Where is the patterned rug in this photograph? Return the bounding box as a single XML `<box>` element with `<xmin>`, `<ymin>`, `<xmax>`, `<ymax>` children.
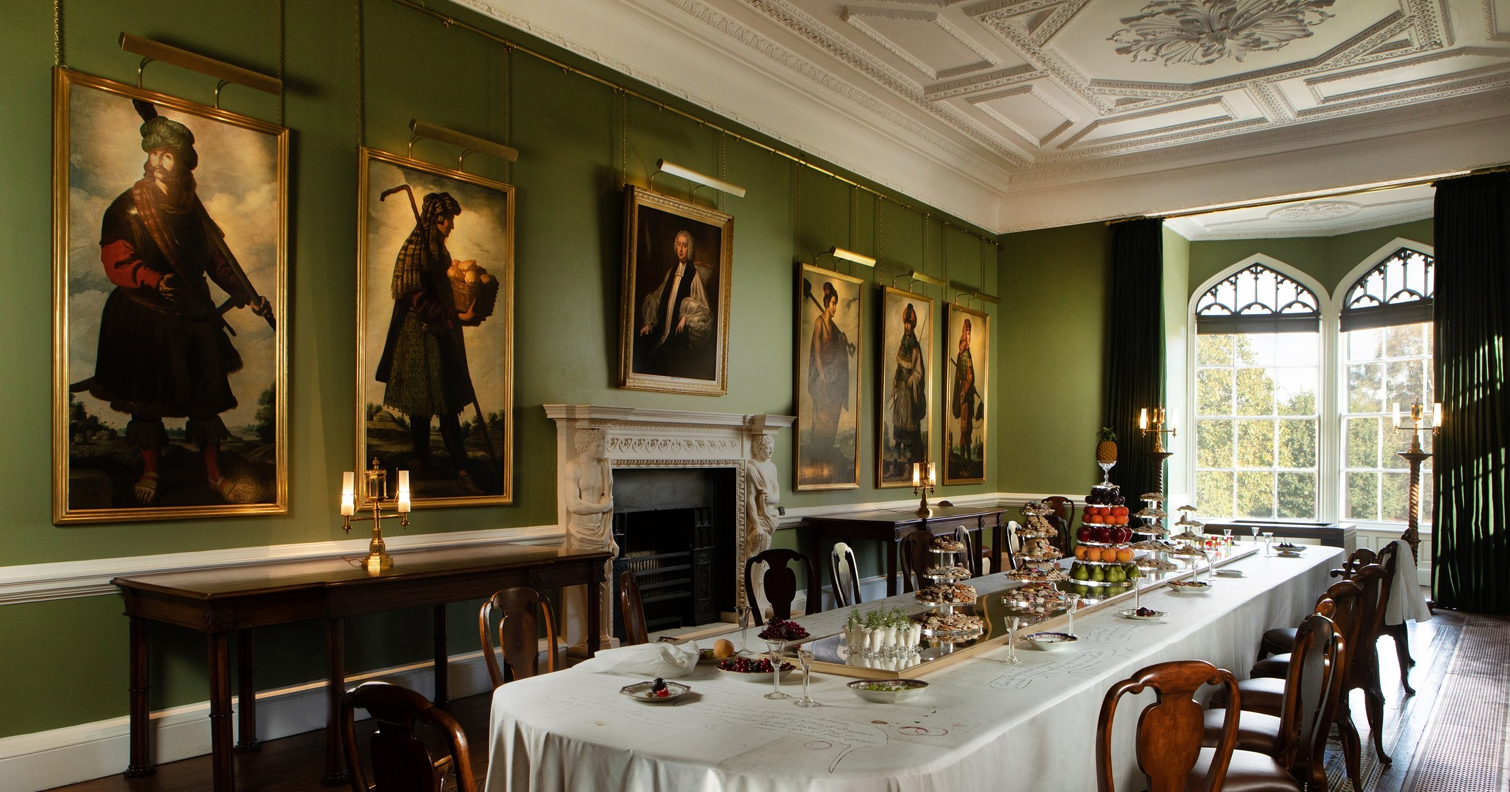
<box><xmin>1325</xmin><ymin>613</ymin><xmax>1510</xmax><ymax>792</ymax></box>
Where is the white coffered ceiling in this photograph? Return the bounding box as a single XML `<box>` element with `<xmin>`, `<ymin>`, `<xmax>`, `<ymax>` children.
<box><xmin>461</xmin><ymin>0</ymin><xmax>1510</xmax><ymax>233</ymax></box>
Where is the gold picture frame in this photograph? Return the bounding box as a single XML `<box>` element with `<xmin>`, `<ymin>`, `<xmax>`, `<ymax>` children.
<box><xmin>877</xmin><ymin>286</ymin><xmax>934</xmax><ymax>489</ymax></box>
<box><xmin>619</xmin><ymin>186</ymin><xmax>733</xmax><ymax>396</ymax></box>
<box><xmin>943</xmin><ymin>304</ymin><xmax>988</xmax><ymax>485</ymax></box>
<box><xmin>52</xmin><ymin>68</ymin><xmax>289</xmax><ymax>523</ymax></box>
<box><xmin>795</xmin><ymin>264</ymin><xmax>863</xmax><ymax>490</ymax></box>
<box><xmin>355</xmin><ymin>148</ymin><xmax>515</xmax><ymax>507</ymax></box>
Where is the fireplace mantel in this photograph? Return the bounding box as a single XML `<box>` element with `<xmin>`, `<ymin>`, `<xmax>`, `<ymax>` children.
<box><xmin>543</xmin><ymin>405</ymin><xmax>794</xmax><ymax>614</ymax></box>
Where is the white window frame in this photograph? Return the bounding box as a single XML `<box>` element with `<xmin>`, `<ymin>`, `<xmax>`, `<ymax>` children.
<box><xmin>1334</xmin><ymin>238</ymin><xmax>1436</xmax><ymax>536</ymax></box>
<box><xmin>1185</xmin><ymin>254</ymin><xmax>1336</xmax><ymax>523</ymax></box>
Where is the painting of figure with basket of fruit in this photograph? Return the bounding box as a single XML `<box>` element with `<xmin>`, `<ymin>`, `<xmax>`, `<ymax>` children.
<box><xmin>357</xmin><ymin>148</ymin><xmax>513</xmax><ymax>506</ymax></box>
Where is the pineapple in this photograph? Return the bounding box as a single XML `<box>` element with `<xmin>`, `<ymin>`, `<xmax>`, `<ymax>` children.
<box><xmin>1096</xmin><ymin>427</ymin><xmax>1118</xmax><ymax>463</ymax></box>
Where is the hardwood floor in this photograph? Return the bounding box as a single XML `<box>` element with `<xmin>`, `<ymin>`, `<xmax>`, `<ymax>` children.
<box><xmin>44</xmin><ymin>609</ymin><xmax>1500</xmax><ymax>792</ymax></box>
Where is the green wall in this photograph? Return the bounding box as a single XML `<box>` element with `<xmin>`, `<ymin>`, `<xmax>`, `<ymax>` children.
<box><xmin>1187</xmin><ymin>218</ymin><xmax>1434</xmax><ymax>299</ymax></box>
<box><xmin>0</xmin><ymin>0</ymin><xmax>1018</xmax><ymax>740</ymax></box>
<box><xmin>995</xmin><ymin>222</ymin><xmax>1113</xmax><ymax>496</ymax></box>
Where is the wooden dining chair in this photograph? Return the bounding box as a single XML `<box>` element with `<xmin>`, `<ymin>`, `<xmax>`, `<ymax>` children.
<box><xmin>1201</xmin><ymin>611</ymin><xmax>1347</xmax><ymax>792</ymax></box>
<box><xmin>478</xmin><ymin>587</ymin><xmax>558</xmax><ymax>688</ymax></box>
<box><xmin>1095</xmin><ymin>659</ymin><xmax>1242</xmax><ymax>792</ymax></box>
<box><xmin>743</xmin><ymin>549</ymin><xmax>814</xmax><ymax>625</ymax></box>
<box><xmin>898</xmin><ymin>528</ymin><xmax>933</xmax><ymax>593</ymax></box>
<box><xmin>339</xmin><ymin>681</ymin><xmax>478</xmax><ymax>792</ymax></box>
<box><xmin>1043</xmin><ymin>495</ymin><xmax>1076</xmax><ymax>552</ymax></box>
<box><xmin>829</xmin><ymin>542</ymin><xmax>863</xmax><ymax>608</ymax></box>
<box><xmin>954</xmin><ymin>526</ymin><xmax>984</xmax><ymax>577</ymax></box>
<box><xmin>619</xmin><ymin>569</ymin><xmax>649</xmax><ymax>647</ymax></box>
<box><xmin>1260</xmin><ymin>547</ymin><xmax>1374</xmax><ymax>657</ymax></box>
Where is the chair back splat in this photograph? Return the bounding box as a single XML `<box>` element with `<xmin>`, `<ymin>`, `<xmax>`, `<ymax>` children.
<box><xmin>744</xmin><ymin>549</ymin><xmax>814</xmax><ymax>625</ymax></box>
<box><xmin>1096</xmin><ymin>660</ymin><xmax>1240</xmax><ymax>792</ymax></box>
<box><xmin>619</xmin><ymin>569</ymin><xmax>649</xmax><ymax>647</ymax></box>
<box><xmin>899</xmin><ymin>528</ymin><xmax>933</xmax><ymax>593</ymax></box>
<box><xmin>829</xmin><ymin>543</ymin><xmax>862</xmax><ymax>608</ymax></box>
<box><xmin>339</xmin><ymin>681</ymin><xmax>478</xmax><ymax>792</ymax></box>
<box><xmin>1287</xmin><ymin>612</ymin><xmax>1349</xmax><ymax>791</ymax></box>
<box><xmin>478</xmin><ymin>587</ymin><xmax>558</xmax><ymax>688</ymax></box>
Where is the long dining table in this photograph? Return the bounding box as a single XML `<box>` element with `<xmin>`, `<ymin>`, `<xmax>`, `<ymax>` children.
<box><xmin>485</xmin><ymin>544</ymin><xmax>1341</xmax><ymax>792</ymax></box>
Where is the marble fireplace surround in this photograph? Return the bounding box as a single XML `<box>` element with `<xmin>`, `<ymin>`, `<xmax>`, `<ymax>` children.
<box><xmin>543</xmin><ymin>405</ymin><xmax>794</xmax><ymax>615</ymax></box>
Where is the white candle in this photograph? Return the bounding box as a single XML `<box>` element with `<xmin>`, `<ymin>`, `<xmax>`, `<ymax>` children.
<box><xmin>912</xmin><ymin>463</ymin><xmax>921</xmax><ymax>487</ymax></box>
<box><xmin>340</xmin><ymin>472</ymin><xmax>355</xmax><ymax>517</ymax></box>
<box><xmin>1392</xmin><ymin>403</ymin><xmax>1401</xmax><ymax>430</ymax></box>
<box><xmin>1140</xmin><ymin>408</ymin><xmax>1148</xmax><ymax>430</ymax></box>
<box><xmin>1167</xmin><ymin>408</ymin><xmax>1179</xmax><ymax>430</ymax></box>
<box><xmin>927</xmin><ymin>462</ymin><xmax>937</xmax><ymax>487</ymax></box>
<box><xmin>1433</xmin><ymin>403</ymin><xmax>1442</xmax><ymax>429</ymax></box>
<box><xmin>397</xmin><ymin>470</ymin><xmax>411</xmax><ymax>513</ymax></box>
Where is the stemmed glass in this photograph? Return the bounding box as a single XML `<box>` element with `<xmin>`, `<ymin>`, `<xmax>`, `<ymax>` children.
<box><xmin>1223</xmin><ymin>529</ymin><xmax>1233</xmax><ymax>554</ymax></box>
<box><xmin>1250</xmin><ymin>525</ymin><xmax>1260</xmax><ymax>546</ymax></box>
<box><xmin>1065</xmin><ymin>592</ymin><xmax>1082</xmax><ymax>637</ymax></box>
<box><xmin>795</xmin><ymin>648</ymin><xmax>820</xmax><ymax>708</ymax></box>
<box><xmin>764</xmin><ymin>639</ymin><xmax>790</xmax><ymax>700</ymax></box>
<box><xmin>736</xmin><ymin>604</ymin><xmax>753</xmax><ymax>656</ymax></box>
<box><xmin>1003</xmin><ymin>616</ymin><xmax>1023</xmax><ymax>665</ymax></box>
<box><xmin>1263</xmin><ymin>532</ymin><xmax>1275</xmax><ymax>557</ymax></box>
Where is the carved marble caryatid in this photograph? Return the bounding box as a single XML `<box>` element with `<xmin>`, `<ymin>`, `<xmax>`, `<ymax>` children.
<box><xmin>744</xmin><ymin>433</ymin><xmax>781</xmax><ymax>617</ymax></box>
<box><xmin>559</xmin><ymin>427</ymin><xmax>615</xmax><ymax>653</ymax></box>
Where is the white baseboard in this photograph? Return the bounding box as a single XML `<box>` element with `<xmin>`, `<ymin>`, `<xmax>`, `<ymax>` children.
<box><xmin>0</xmin><ymin>651</ymin><xmax>496</xmax><ymax>792</ymax></box>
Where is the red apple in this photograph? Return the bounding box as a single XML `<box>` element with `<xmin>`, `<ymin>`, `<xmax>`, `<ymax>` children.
<box><xmin>1092</xmin><ymin>526</ymin><xmax>1113</xmax><ymax>544</ymax></box>
<box><xmin>1077</xmin><ymin>526</ymin><xmax>1092</xmax><ymax>543</ymax></box>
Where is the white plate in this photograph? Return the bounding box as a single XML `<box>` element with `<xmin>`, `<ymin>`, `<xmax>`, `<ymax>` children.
<box><xmin>1117</xmin><ymin>609</ymin><xmax>1166</xmax><ymax>621</ymax></box>
<box><xmin>847</xmin><ymin>678</ymin><xmax>928</xmax><ymax>703</ymax></box>
<box><xmin>1215</xmin><ymin>569</ymin><xmax>1244</xmax><ymax>578</ymax></box>
<box><xmin>1024</xmin><ymin>632</ymin><xmax>1078</xmax><ymax>651</ymax></box>
<box><xmin>718</xmin><ymin>662</ymin><xmax>796</xmax><ymax>682</ymax></box>
<box><xmin>620</xmin><ymin>681</ymin><xmax>692</xmax><ymax>703</ymax></box>
<box><xmin>1167</xmin><ymin>582</ymin><xmax>1213</xmax><ymax>594</ymax></box>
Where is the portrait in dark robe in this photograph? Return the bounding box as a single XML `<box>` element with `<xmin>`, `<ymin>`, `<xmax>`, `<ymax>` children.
<box><xmin>795</xmin><ymin>264</ymin><xmax>862</xmax><ymax>490</ymax></box>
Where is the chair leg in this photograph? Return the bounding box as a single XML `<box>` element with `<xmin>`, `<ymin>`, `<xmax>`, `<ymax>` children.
<box><xmin>1365</xmin><ymin>685</ymin><xmax>1392</xmax><ymax>766</ymax></box>
<box><xmin>1391</xmin><ymin>626</ymin><xmax>1417</xmax><ymax>696</ymax></box>
<box><xmin>1337</xmin><ymin>703</ymin><xmax>1363</xmax><ymax>792</ymax></box>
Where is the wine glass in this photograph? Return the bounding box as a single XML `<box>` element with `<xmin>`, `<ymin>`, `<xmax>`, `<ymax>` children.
<box><xmin>795</xmin><ymin>648</ymin><xmax>820</xmax><ymax>708</ymax></box>
<box><xmin>1065</xmin><ymin>592</ymin><xmax>1082</xmax><ymax>637</ymax></box>
<box><xmin>736</xmin><ymin>604</ymin><xmax>753</xmax><ymax>656</ymax></box>
<box><xmin>1263</xmin><ymin>532</ymin><xmax>1275</xmax><ymax>557</ymax></box>
<box><xmin>1223</xmin><ymin>529</ymin><xmax>1233</xmax><ymax>555</ymax></box>
<box><xmin>1003</xmin><ymin>616</ymin><xmax>1022</xmax><ymax>665</ymax></box>
<box><xmin>764</xmin><ymin>639</ymin><xmax>790</xmax><ymax>700</ymax></box>
<box><xmin>1250</xmin><ymin>525</ymin><xmax>1260</xmax><ymax>546</ymax></box>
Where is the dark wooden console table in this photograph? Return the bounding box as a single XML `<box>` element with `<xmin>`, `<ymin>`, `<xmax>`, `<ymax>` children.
<box><xmin>799</xmin><ymin>505</ymin><xmax>1006</xmax><ymax>607</ymax></box>
<box><xmin>1198</xmin><ymin>520</ymin><xmax>1355</xmax><ymax>553</ymax></box>
<box><xmin>112</xmin><ymin>543</ymin><xmax>610</xmax><ymax>792</ymax></box>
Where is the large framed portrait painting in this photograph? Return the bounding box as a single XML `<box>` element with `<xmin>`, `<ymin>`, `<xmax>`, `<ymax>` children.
<box><xmin>52</xmin><ymin>68</ymin><xmax>288</xmax><ymax>523</ymax></box>
<box><xmin>619</xmin><ymin>186</ymin><xmax>733</xmax><ymax>396</ymax></box>
<box><xmin>356</xmin><ymin>148</ymin><xmax>514</xmax><ymax>507</ymax></box>
<box><xmin>944</xmin><ymin>304</ymin><xmax>988</xmax><ymax>484</ymax></box>
<box><xmin>877</xmin><ymin>287</ymin><xmax>933</xmax><ymax>488</ymax></box>
<box><xmin>795</xmin><ymin>264</ymin><xmax>862</xmax><ymax>490</ymax></box>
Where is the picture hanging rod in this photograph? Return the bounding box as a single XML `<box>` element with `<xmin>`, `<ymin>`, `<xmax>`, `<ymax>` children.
<box><xmin>119</xmin><ymin>33</ymin><xmax>281</xmax><ymax>104</ymax></box>
<box><xmin>653</xmin><ymin>160</ymin><xmax>746</xmax><ymax>198</ymax></box>
<box><xmin>381</xmin><ymin>0</ymin><xmax>999</xmax><ymax>247</ymax></box>
<box><xmin>409</xmin><ymin>119</ymin><xmax>518</xmax><ymax>168</ymax></box>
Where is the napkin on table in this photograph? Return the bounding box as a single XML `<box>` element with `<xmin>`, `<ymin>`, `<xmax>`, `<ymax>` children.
<box><xmin>572</xmin><ymin>641</ymin><xmax>700</xmax><ymax>678</ymax></box>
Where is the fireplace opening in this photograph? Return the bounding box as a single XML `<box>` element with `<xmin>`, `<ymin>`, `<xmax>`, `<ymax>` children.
<box><xmin>610</xmin><ymin>468</ymin><xmax>737</xmax><ymax>640</ymax></box>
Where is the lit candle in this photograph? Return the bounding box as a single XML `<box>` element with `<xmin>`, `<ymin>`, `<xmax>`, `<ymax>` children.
<box><xmin>912</xmin><ymin>463</ymin><xmax>922</xmax><ymax>487</ymax></box>
<box><xmin>1140</xmin><ymin>408</ymin><xmax>1148</xmax><ymax>430</ymax></box>
<box><xmin>340</xmin><ymin>472</ymin><xmax>355</xmax><ymax>517</ymax></box>
<box><xmin>397</xmin><ymin>470</ymin><xmax>411</xmax><ymax>514</ymax></box>
<box><xmin>927</xmin><ymin>462</ymin><xmax>937</xmax><ymax>487</ymax></box>
<box><xmin>1392</xmin><ymin>403</ymin><xmax>1401</xmax><ymax>430</ymax></box>
<box><xmin>1167</xmin><ymin>408</ymin><xmax>1179</xmax><ymax>430</ymax></box>
<box><xmin>1433</xmin><ymin>403</ymin><xmax>1442</xmax><ymax>429</ymax></box>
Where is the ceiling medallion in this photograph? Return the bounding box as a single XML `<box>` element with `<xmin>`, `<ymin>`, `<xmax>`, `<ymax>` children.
<box><xmin>1110</xmin><ymin>0</ymin><xmax>1337</xmax><ymax>66</ymax></box>
<box><xmin>1267</xmin><ymin>200</ymin><xmax>1361</xmax><ymax>222</ymax></box>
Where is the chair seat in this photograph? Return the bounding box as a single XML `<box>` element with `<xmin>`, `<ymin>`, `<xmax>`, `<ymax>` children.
<box><xmin>1251</xmin><ymin>652</ymin><xmax>1292</xmax><ymax>680</ymax></box>
<box><xmin>1211</xmin><ymin>676</ymin><xmax>1287</xmax><ymax>717</ymax></box>
<box><xmin>1189</xmin><ymin>747</ymin><xmax>1302</xmax><ymax>792</ymax></box>
<box><xmin>1202</xmin><ymin>708</ymin><xmax>1283</xmax><ymax>755</ymax></box>
<box><xmin>1261</xmin><ymin>627</ymin><xmax>1298</xmax><ymax>657</ymax></box>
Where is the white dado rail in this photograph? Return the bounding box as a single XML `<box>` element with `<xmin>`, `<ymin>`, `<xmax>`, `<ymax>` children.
<box><xmin>543</xmin><ymin>405</ymin><xmax>794</xmax><ymax>617</ymax></box>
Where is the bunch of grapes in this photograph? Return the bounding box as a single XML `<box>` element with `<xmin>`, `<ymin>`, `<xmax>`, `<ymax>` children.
<box><xmin>757</xmin><ymin>619</ymin><xmax>809</xmax><ymax>641</ymax></box>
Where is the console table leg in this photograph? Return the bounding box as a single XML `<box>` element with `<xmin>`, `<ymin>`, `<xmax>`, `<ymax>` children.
<box><xmin>885</xmin><ymin>542</ymin><xmax>899</xmax><ymax>597</ymax></box>
<box><xmin>207</xmin><ymin>633</ymin><xmax>235</xmax><ymax>792</ymax></box>
<box><xmin>587</xmin><ymin>571</ymin><xmax>601</xmax><ymax>657</ymax></box>
<box><xmin>433</xmin><ymin>604</ymin><xmax>449</xmax><ymax>707</ymax></box>
<box><xmin>321</xmin><ymin>619</ymin><xmax>348</xmax><ymax>787</ymax></box>
<box><xmin>805</xmin><ymin>529</ymin><xmax>823</xmax><ymax>610</ymax></box>
<box><xmin>236</xmin><ymin>629</ymin><xmax>260</xmax><ymax>752</ymax></box>
<box><xmin>125</xmin><ymin>615</ymin><xmax>155</xmax><ymax>778</ymax></box>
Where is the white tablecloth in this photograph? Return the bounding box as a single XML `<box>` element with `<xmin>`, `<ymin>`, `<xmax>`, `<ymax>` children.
<box><xmin>485</xmin><ymin>546</ymin><xmax>1341</xmax><ymax>792</ymax></box>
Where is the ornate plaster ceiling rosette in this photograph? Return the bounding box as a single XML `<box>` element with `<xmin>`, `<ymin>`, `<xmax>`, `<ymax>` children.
<box><xmin>1110</xmin><ymin>0</ymin><xmax>1338</xmax><ymax>66</ymax></box>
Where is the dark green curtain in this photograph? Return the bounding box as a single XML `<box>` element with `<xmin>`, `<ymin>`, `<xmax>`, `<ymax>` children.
<box><xmin>1105</xmin><ymin>219</ymin><xmax>1165</xmax><ymax>502</ymax></box>
<box><xmin>1432</xmin><ymin>171</ymin><xmax>1510</xmax><ymax>614</ymax></box>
